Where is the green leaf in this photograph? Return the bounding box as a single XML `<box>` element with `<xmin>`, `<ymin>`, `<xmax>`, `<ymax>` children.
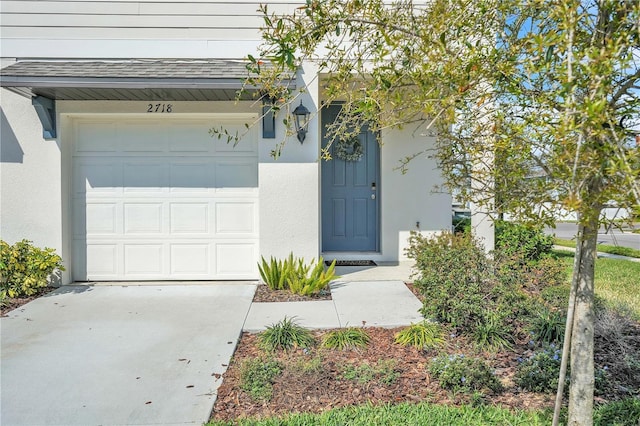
<box><xmin>545</xmin><ymin>45</ymin><xmax>554</xmax><ymax>63</ymax></box>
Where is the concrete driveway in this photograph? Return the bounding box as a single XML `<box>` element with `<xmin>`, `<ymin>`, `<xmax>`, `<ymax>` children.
<box><xmin>1</xmin><ymin>284</ymin><xmax>255</xmax><ymax>426</ymax></box>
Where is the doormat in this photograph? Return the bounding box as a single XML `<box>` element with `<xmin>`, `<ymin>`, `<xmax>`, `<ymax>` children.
<box><xmin>326</xmin><ymin>260</ymin><xmax>377</xmax><ymax>266</ymax></box>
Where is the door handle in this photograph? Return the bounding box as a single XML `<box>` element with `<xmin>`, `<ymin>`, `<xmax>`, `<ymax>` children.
<box><xmin>371</xmin><ymin>194</ymin><xmax>376</xmax><ymax>200</ymax></box>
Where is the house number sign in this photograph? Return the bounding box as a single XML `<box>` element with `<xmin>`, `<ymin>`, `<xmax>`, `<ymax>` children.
<box><xmin>147</xmin><ymin>103</ymin><xmax>173</xmax><ymax>113</ymax></box>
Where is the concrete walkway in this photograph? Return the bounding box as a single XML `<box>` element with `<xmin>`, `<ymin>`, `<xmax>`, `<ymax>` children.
<box><xmin>244</xmin><ymin>280</ymin><xmax>423</xmax><ymax>331</ymax></box>
<box><xmin>553</xmin><ymin>245</ymin><xmax>640</xmax><ymax>263</ymax></box>
<box><xmin>1</xmin><ymin>268</ymin><xmax>423</xmax><ymax>426</ymax></box>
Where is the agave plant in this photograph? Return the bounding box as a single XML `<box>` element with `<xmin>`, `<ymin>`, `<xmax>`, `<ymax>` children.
<box><xmin>258</xmin><ymin>253</ymin><xmax>294</xmax><ymax>290</ymax></box>
<box><xmin>287</xmin><ymin>258</ymin><xmax>338</xmax><ymax>296</ymax></box>
<box><xmin>258</xmin><ymin>253</ymin><xmax>339</xmax><ymax>296</ymax></box>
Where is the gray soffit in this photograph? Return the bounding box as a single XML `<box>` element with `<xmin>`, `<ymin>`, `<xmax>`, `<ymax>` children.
<box><xmin>0</xmin><ymin>60</ymin><xmax>296</xmax><ymax>101</ymax></box>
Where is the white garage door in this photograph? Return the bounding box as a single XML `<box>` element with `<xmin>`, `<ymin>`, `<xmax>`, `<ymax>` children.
<box><xmin>72</xmin><ymin>117</ymin><xmax>258</xmax><ymax>281</ymax></box>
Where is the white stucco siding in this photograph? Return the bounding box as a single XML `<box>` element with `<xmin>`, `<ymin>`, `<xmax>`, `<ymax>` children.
<box><xmin>380</xmin><ymin>127</ymin><xmax>451</xmax><ymax>260</ymax></box>
<box><xmin>258</xmin><ymin>163</ymin><xmax>319</xmax><ymax>262</ymax></box>
<box><xmin>0</xmin><ymin>90</ymin><xmax>64</xmax><ymax>260</ymax></box>
<box><xmin>0</xmin><ymin>0</ymin><xmax>304</xmax><ymax>59</ymax></box>
<box><xmin>257</xmin><ymin>63</ymin><xmax>321</xmax><ymax>262</ymax></box>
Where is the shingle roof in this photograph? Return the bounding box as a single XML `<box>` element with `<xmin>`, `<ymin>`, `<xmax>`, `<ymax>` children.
<box><xmin>0</xmin><ymin>59</ymin><xmax>295</xmax><ymax>101</ymax></box>
<box><xmin>0</xmin><ymin>60</ymin><xmax>253</xmax><ymax>79</ymax></box>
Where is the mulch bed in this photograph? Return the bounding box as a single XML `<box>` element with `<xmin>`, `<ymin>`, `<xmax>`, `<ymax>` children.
<box><xmin>214</xmin><ymin>279</ymin><xmax>553</xmax><ymax>421</ymax></box>
<box><xmin>252</xmin><ymin>284</ymin><xmax>332</xmax><ymax>303</ymax></box>
<box><xmin>211</xmin><ymin>328</ymin><xmax>553</xmax><ymax>422</ymax></box>
<box><xmin>1</xmin><ymin>286</ymin><xmax>58</xmax><ymax>316</ymax></box>
<box><xmin>405</xmin><ymin>282</ymin><xmax>423</xmax><ymax>302</ymax></box>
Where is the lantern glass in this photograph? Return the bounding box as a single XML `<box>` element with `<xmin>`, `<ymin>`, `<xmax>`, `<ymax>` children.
<box><xmin>292</xmin><ymin>101</ymin><xmax>310</xmax><ymax>143</ymax></box>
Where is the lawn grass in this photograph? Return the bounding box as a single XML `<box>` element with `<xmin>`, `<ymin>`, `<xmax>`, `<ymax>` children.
<box><xmin>554</xmin><ymin>251</ymin><xmax>640</xmax><ymax>319</ymax></box>
<box><xmin>594</xmin><ymin>258</ymin><xmax>640</xmax><ymax>319</ymax></box>
<box><xmin>554</xmin><ymin>238</ymin><xmax>640</xmax><ymax>258</ymax></box>
<box><xmin>209</xmin><ymin>399</ymin><xmax>640</xmax><ymax>425</ymax></box>
<box><xmin>208</xmin><ymin>401</ymin><xmax>553</xmax><ymax>425</ymax></box>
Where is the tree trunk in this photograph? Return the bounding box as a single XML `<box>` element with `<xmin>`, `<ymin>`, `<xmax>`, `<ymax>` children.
<box><xmin>567</xmin><ymin>213</ymin><xmax>599</xmax><ymax>425</ymax></box>
<box><xmin>552</xmin><ymin>229</ymin><xmax>581</xmax><ymax>426</ymax></box>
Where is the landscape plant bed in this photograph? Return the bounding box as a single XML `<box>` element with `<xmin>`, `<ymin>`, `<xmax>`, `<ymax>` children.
<box><xmin>210</xmin><ymin>327</ymin><xmax>555</xmax><ymax>422</ymax></box>
<box><xmin>1</xmin><ymin>286</ymin><xmax>58</xmax><ymax>316</ymax></box>
<box><xmin>252</xmin><ymin>284</ymin><xmax>331</xmax><ymax>303</ymax></box>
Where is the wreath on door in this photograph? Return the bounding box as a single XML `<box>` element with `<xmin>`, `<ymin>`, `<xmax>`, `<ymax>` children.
<box><xmin>335</xmin><ymin>136</ymin><xmax>364</xmax><ymax>162</ymax></box>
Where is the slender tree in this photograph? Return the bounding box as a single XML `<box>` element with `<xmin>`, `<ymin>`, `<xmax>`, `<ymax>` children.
<box><xmin>246</xmin><ymin>1</ymin><xmax>640</xmax><ymax>423</ymax></box>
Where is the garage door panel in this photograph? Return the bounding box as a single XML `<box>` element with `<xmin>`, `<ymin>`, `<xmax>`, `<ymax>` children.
<box><xmin>74</xmin><ymin>118</ymin><xmax>258</xmax><ymax>281</ymax></box>
<box><xmin>124</xmin><ymin>244</ymin><xmax>164</xmax><ymax>275</ymax></box>
<box><xmin>169</xmin><ymin>124</ymin><xmax>212</xmax><ymax>152</ymax></box>
<box><xmin>75</xmin><ymin>160</ymin><xmax>121</xmax><ymax>194</ymax></box>
<box><xmin>75</xmin><ymin>121</ymin><xmax>118</xmax><ymax>152</ymax></box>
<box><xmin>120</xmin><ymin>123</ymin><xmax>168</xmax><ymax>152</ymax></box>
<box><xmin>216</xmin><ymin>161</ymin><xmax>257</xmax><ymax>189</ymax></box>
<box><xmin>170</xmin><ymin>244</ymin><xmax>210</xmax><ymax>275</ymax></box>
<box><xmin>215</xmin><ymin>202</ymin><xmax>256</xmax><ymax>234</ymax></box>
<box><xmin>215</xmin><ymin>243</ymin><xmax>256</xmax><ymax>276</ymax></box>
<box><xmin>86</xmin><ymin>244</ymin><xmax>118</xmax><ymax>275</ymax></box>
<box><xmin>124</xmin><ymin>203</ymin><xmax>164</xmax><ymax>234</ymax></box>
<box><xmin>86</xmin><ymin>203</ymin><xmax>118</xmax><ymax>234</ymax></box>
<box><xmin>123</xmin><ymin>162</ymin><xmax>167</xmax><ymax>191</ymax></box>
<box><xmin>213</xmin><ymin>124</ymin><xmax>256</xmax><ymax>153</ymax></box>
<box><xmin>169</xmin><ymin>161</ymin><xmax>213</xmax><ymax>191</ymax></box>
<box><xmin>170</xmin><ymin>203</ymin><xmax>210</xmax><ymax>234</ymax></box>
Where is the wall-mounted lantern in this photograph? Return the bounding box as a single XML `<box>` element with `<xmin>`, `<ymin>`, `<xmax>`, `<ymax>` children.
<box><xmin>292</xmin><ymin>101</ymin><xmax>310</xmax><ymax>143</ymax></box>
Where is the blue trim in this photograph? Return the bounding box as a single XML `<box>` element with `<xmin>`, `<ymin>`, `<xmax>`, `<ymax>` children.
<box><xmin>31</xmin><ymin>96</ymin><xmax>56</xmax><ymax>139</ymax></box>
<box><xmin>262</xmin><ymin>100</ymin><xmax>276</xmax><ymax>139</ymax></box>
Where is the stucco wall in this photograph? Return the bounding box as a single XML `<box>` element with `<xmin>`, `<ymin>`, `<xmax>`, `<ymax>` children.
<box><xmin>258</xmin><ymin>163</ymin><xmax>319</xmax><ymax>261</ymax></box>
<box><xmin>257</xmin><ymin>63</ymin><xmax>321</xmax><ymax>262</ymax></box>
<box><xmin>0</xmin><ymin>89</ymin><xmax>64</xmax><ymax>262</ymax></box>
<box><xmin>380</xmin><ymin>127</ymin><xmax>451</xmax><ymax>260</ymax></box>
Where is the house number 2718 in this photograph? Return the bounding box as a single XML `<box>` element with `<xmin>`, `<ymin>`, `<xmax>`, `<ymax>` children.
<box><xmin>147</xmin><ymin>103</ymin><xmax>173</xmax><ymax>113</ymax></box>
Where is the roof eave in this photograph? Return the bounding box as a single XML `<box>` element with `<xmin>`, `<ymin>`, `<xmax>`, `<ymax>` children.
<box><xmin>0</xmin><ymin>76</ymin><xmax>295</xmax><ymax>91</ymax></box>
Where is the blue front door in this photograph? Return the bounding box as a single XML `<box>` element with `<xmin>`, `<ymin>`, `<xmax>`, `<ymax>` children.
<box><xmin>322</xmin><ymin>105</ymin><xmax>379</xmax><ymax>252</ymax></box>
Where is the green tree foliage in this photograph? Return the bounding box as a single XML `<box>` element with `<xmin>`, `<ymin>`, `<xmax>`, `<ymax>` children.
<box><xmin>248</xmin><ymin>1</ymin><xmax>639</xmax><ymax>424</ymax></box>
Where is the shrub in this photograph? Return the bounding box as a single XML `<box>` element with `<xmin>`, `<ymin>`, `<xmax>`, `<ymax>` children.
<box><xmin>541</xmin><ymin>284</ymin><xmax>570</xmax><ymax>312</ymax></box>
<box><xmin>239</xmin><ymin>358</ymin><xmax>282</xmax><ymax>401</ymax></box>
<box><xmin>394</xmin><ymin>321</ymin><xmax>445</xmax><ymax>350</ymax></box>
<box><xmin>257</xmin><ymin>253</ymin><xmax>338</xmax><ymax>296</ymax></box>
<box><xmin>259</xmin><ymin>317</ymin><xmax>315</xmax><ymax>352</ymax></box>
<box><xmin>495</xmin><ymin>221</ymin><xmax>554</xmax><ymax>263</ymax></box>
<box><xmin>407</xmin><ymin>232</ymin><xmax>490</xmax><ymax>330</ymax></box>
<box><xmin>515</xmin><ymin>344</ymin><xmax>564</xmax><ymax>393</ymax></box>
<box><xmin>452</xmin><ymin>216</ymin><xmax>471</xmax><ymax>234</ymax></box>
<box><xmin>429</xmin><ymin>354</ymin><xmax>503</xmax><ymax>394</ymax></box>
<box><xmin>0</xmin><ymin>239</ymin><xmax>65</xmax><ymax>299</ymax></box>
<box><xmin>521</xmin><ymin>256</ymin><xmax>567</xmax><ymax>290</ymax></box>
<box><xmin>408</xmin><ymin>231</ymin><xmax>534</xmax><ymax>342</ymax></box>
<box><xmin>321</xmin><ymin>328</ymin><xmax>370</xmax><ymax>350</ymax></box>
<box><xmin>472</xmin><ymin>312</ymin><xmax>513</xmax><ymax>351</ymax></box>
<box><xmin>529</xmin><ymin>307</ymin><xmax>566</xmax><ymax>345</ymax></box>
